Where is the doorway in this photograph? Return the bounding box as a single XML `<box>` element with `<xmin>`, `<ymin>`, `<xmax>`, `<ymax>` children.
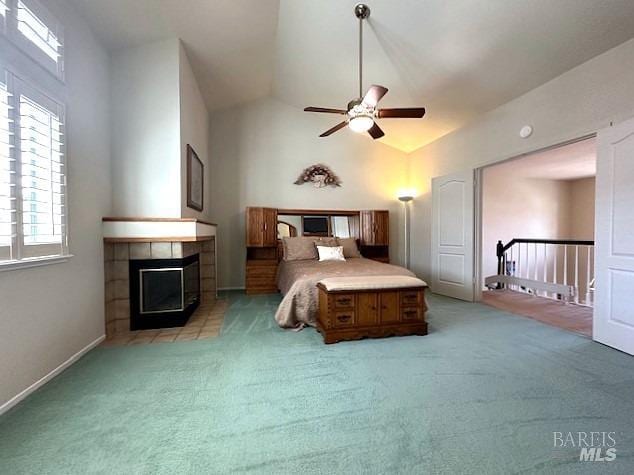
<box><xmin>478</xmin><ymin>137</ymin><xmax>597</xmax><ymax>336</ymax></box>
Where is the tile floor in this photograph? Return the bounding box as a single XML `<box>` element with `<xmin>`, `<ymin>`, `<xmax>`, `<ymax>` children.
<box><xmin>101</xmin><ymin>298</ymin><xmax>229</xmax><ymax>346</ymax></box>
<box><xmin>481</xmin><ymin>289</ymin><xmax>593</xmax><ymax>337</ymax></box>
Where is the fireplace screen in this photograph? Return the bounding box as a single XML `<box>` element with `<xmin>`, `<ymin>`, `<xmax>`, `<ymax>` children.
<box><xmin>140</xmin><ymin>268</ymin><xmax>184</xmax><ymax>313</ymax></box>
<box><xmin>139</xmin><ymin>261</ymin><xmax>199</xmax><ymax>314</ymax></box>
<box><xmin>129</xmin><ymin>254</ymin><xmax>200</xmax><ymax>330</ymax></box>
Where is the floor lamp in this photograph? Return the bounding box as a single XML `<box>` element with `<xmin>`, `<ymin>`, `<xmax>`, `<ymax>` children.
<box><xmin>398</xmin><ymin>194</ymin><xmax>413</xmax><ymax>269</ymax></box>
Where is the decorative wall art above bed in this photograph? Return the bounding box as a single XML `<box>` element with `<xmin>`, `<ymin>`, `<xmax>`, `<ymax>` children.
<box><xmin>294</xmin><ymin>164</ymin><xmax>342</xmax><ymax>188</ymax></box>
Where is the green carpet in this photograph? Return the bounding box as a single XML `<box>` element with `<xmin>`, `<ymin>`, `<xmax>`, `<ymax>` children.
<box><xmin>1</xmin><ymin>293</ymin><xmax>633</xmax><ymax>474</ymax></box>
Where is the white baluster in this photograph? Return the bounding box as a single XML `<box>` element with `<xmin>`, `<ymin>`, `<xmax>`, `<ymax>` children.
<box><xmin>586</xmin><ymin>246</ymin><xmax>593</xmax><ymax>305</ymax></box>
<box><xmin>533</xmin><ymin>243</ymin><xmax>539</xmax><ymax>295</ymax></box>
<box><xmin>574</xmin><ymin>245</ymin><xmax>579</xmax><ymax>304</ymax></box>
<box><xmin>553</xmin><ymin>244</ymin><xmax>558</xmax><ymax>287</ymax></box>
<box><xmin>563</xmin><ymin>245</ymin><xmax>568</xmax><ymax>285</ymax></box>
<box><xmin>526</xmin><ymin>242</ymin><xmax>529</xmax><ymax>282</ymax></box>
<box><xmin>563</xmin><ymin>245</ymin><xmax>568</xmax><ymax>303</ymax></box>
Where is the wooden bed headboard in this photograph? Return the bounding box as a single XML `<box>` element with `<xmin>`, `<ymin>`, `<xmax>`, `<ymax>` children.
<box><xmin>245</xmin><ymin>207</ymin><xmax>389</xmax><ymax>294</ymax></box>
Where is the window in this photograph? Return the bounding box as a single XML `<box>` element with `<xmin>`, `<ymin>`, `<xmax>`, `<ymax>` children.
<box><xmin>0</xmin><ymin>71</ymin><xmax>67</xmax><ymax>264</ymax></box>
<box><xmin>2</xmin><ymin>0</ymin><xmax>64</xmax><ymax>80</ymax></box>
<box><xmin>0</xmin><ymin>0</ymin><xmax>67</xmax><ymax>267</ymax></box>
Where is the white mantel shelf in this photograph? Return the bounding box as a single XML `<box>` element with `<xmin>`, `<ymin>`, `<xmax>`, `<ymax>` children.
<box><xmin>102</xmin><ymin>217</ymin><xmax>217</xmax><ymax>242</ymax></box>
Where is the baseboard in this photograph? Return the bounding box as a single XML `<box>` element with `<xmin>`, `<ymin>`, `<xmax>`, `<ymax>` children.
<box><xmin>218</xmin><ymin>286</ymin><xmax>246</xmax><ymax>291</ymax></box>
<box><xmin>0</xmin><ymin>334</ymin><xmax>106</xmax><ymax>416</ymax></box>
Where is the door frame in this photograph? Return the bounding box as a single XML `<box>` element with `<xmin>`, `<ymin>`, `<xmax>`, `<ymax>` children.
<box><xmin>473</xmin><ymin>132</ymin><xmax>597</xmax><ymax>303</ymax></box>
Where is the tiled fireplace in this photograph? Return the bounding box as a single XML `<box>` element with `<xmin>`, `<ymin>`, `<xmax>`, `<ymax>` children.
<box><xmin>103</xmin><ymin>218</ymin><xmax>217</xmax><ymax>337</ymax></box>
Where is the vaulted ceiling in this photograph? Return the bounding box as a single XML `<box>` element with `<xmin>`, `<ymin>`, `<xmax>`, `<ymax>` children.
<box><xmin>70</xmin><ymin>0</ymin><xmax>634</xmax><ymax>152</ymax></box>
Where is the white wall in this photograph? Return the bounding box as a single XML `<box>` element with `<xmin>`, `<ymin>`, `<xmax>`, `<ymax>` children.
<box><xmin>570</xmin><ymin>177</ymin><xmax>596</xmax><ymax>240</ymax></box>
<box><xmin>409</xmin><ymin>38</ymin><xmax>634</xmax><ymax>283</ymax></box>
<box><xmin>179</xmin><ymin>43</ymin><xmax>211</xmax><ymax>221</ymax></box>
<box><xmin>0</xmin><ymin>0</ymin><xmax>111</xmax><ymax>407</ymax></box>
<box><xmin>482</xmin><ymin>171</ymin><xmax>597</xmax><ymax>277</ymax></box>
<box><xmin>111</xmin><ymin>39</ymin><xmax>181</xmax><ymax>218</ymax></box>
<box><xmin>481</xmin><ymin>174</ymin><xmax>572</xmax><ymax>280</ymax></box>
<box><xmin>209</xmin><ymin>97</ymin><xmax>410</xmax><ymax>289</ymax></box>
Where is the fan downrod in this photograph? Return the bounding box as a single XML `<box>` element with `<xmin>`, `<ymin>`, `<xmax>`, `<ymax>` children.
<box><xmin>354</xmin><ymin>3</ymin><xmax>370</xmax><ymax>20</ymax></box>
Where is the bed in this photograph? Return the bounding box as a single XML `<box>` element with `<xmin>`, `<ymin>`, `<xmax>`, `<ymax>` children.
<box><xmin>275</xmin><ymin>257</ymin><xmax>417</xmax><ymax>328</ymax></box>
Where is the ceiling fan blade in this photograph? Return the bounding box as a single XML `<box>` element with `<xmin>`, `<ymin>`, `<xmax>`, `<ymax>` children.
<box><xmin>320</xmin><ymin>121</ymin><xmax>348</xmax><ymax>137</ymax></box>
<box><xmin>367</xmin><ymin>122</ymin><xmax>385</xmax><ymax>139</ymax></box>
<box><xmin>377</xmin><ymin>107</ymin><xmax>426</xmax><ymax>119</ymax></box>
<box><xmin>362</xmin><ymin>85</ymin><xmax>388</xmax><ymax>107</ymax></box>
<box><xmin>305</xmin><ymin>107</ymin><xmax>347</xmax><ymax>114</ymax></box>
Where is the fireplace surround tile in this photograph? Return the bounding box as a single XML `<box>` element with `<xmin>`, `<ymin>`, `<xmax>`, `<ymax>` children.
<box><xmin>114</xmin><ymin>279</ymin><xmax>129</xmax><ymax>300</ymax></box>
<box><xmin>114</xmin><ymin>299</ymin><xmax>130</xmax><ymax>320</ymax></box>
<box><xmin>114</xmin><ymin>243</ymin><xmax>129</xmax><ymax>261</ymax></box>
<box><xmin>115</xmin><ymin>318</ymin><xmax>130</xmax><ymax>334</ymax></box>
<box><xmin>113</xmin><ymin>261</ymin><xmax>128</xmax><ymax>280</ymax></box>
<box><xmin>183</xmin><ymin>242</ymin><xmax>201</xmax><ymax>258</ymax></box>
<box><xmin>129</xmin><ymin>243</ymin><xmax>151</xmax><ymax>259</ymax></box>
<box><xmin>202</xmin><ymin>277</ymin><xmax>215</xmax><ymax>292</ymax></box>
<box><xmin>104</xmin><ymin>260</ymin><xmax>113</xmax><ymax>283</ymax></box>
<box><xmin>150</xmin><ymin>242</ymin><xmax>172</xmax><ymax>259</ymax></box>
<box><xmin>103</xmin><ymin>237</ymin><xmax>216</xmax><ymax>338</ymax></box>
<box><xmin>171</xmin><ymin>242</ymin><xmax>183</xmax><ymax>258</ymax></box>
<box><xmin>200</xmin><ymin>251</ymin><xmax>213</xmax><ymax>265</ymax></box>
<box><xmin>104</xmin><ymin>242</ymin><xmax>114</xmax><ymax>261</ymax></box>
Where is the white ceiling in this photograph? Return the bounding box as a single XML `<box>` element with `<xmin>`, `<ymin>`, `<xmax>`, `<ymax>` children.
<box><xmin>68</xmin><ymin>0</ymin><xmax>280</xmax><ymax>110</ymax></box>
<box><xmin>70</xmin><ymin>0</ymin><xmax>634</xmax><ymax>152</ymax></box>
<box><xmin>488</xmin><ymin>138</ymin><xmax>596</xmax><ymax>181</ymax></box>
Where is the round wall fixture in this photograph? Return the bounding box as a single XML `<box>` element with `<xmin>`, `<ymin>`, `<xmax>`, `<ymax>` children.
<box><xmin>520</xmin><ymin>125</ymin><xmax>533</xmax><ymax>138</ymax></box>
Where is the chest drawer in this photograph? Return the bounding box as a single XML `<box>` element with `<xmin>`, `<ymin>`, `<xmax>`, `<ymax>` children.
<box><xmin>333</xmin><ymin>294</ymin><xmax>355</xmax><ymax>309</ymax></box>
<box><xmin>333</xmin><ymin>310</ymin><xmax>356</xmax><ymax>327</ymax></box>
<box><xmin>401</xmin><ymin>307</ymin><xmax>423</xmax><ymax>321</ymax></box>
<box><xmin>400</xmin><ymin>290</ymin><xmax>422</xmax><ymax>306</ymax></box>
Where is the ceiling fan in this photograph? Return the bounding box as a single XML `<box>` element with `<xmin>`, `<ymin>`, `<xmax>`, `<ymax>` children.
<box><xmin>304</xmin><ymin>3</ymin><xmax>426</xmax><ymax>140</ymax></box>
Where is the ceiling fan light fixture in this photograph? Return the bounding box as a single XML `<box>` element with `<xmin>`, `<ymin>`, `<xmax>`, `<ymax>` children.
<box><xmin>303</xmin><ymin>3</ymin><xmax>426</xmax><ymax>139</ymax></box>
<box><xmin>349</xmin><ymin>114</ymin><xmax>374</xmax><ymax>133</ymax></box>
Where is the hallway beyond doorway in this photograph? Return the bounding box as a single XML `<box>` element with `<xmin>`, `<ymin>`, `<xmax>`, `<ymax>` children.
<box><xmin>482</xmin><ymin>289</ymin><xmax>592</xmax><ymax>337</ymax></box>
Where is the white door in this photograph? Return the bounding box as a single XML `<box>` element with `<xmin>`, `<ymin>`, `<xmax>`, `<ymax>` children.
<box><xmin>431</xmin><ymin>169</ymin><xmax>475</xmax><ymax>301</ymax></box>
<box><xmin>594</xmin><ymin>118</ymin><xmax>634</xmax><ymax>355</ymax></box>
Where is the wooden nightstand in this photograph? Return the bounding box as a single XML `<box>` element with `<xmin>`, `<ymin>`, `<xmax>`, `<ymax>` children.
<box><xmin>246</xmin><ymin>259</ymin><xmax>278</xmax><ymax>294</ymax></box>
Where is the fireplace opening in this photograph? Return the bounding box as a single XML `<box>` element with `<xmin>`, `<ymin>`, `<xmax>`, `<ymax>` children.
<box><xmin>129</xmin><ymin>254</ymin><xmax>200</xmax><ymax>330</ymax></box>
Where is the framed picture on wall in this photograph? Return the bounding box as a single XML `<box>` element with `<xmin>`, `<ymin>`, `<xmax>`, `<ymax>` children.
<box><xmin>187</xmin><ymin>144</ymin><xmax>204</xmax><ymax>211</ymax></box>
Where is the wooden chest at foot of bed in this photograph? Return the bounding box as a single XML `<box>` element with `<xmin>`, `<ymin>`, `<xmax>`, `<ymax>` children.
<box><xmin>316</xmin><ymin>281</ymin><xmax>428</xmax><ymax>344</ymax></box>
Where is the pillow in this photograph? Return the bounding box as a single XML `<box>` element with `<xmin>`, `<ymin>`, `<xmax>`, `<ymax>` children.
<box><xmin>316</xmin><ymin>245</ymin><xmax>346</xmax><ymax>262</ymax></box>
<box><xmin>282</xmin><ymin>236</ymin><xmax>319</xmax><ymax>261</ymax></box>
<box><xmin>337</xmin><ymin>237</ymin><xmax>361</xmax><ymax>258</ymax></box>
<box><xmin>316</xmin><ymin>237</ymin><xmax>338</xmax><ymax>247</ymax></box>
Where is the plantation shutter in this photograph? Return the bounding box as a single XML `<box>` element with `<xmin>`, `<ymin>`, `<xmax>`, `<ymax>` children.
<box><xmin>0</xmin><ymin>74</ymin><xmax>16</xmax><ymax>261</ymax></box>
<box><xmin>0</xmin><ymin>0</ymin><xmax>7</xmax><ymax>34</ymax></box>
<box><xmin>13</xmin><ymin>0</ymin><xmax>64</xmax><ymax>79</ymax></box>
<box><xmin>17</xmin><ymin>79</ymin><xmax>66</xmax><ymax>259</ymax></box>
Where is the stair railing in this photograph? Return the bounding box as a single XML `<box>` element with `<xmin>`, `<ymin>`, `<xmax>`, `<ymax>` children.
<box><xmin>486</xmin><ymin>238</ymin><xmax>595</xmax><ymax>307</ymax></box>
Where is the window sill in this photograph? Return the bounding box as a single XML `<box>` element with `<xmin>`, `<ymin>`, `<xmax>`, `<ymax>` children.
<box><xmin>0</xmin><ymin>254</ymin><xmax>73</xmax><ymax>272</ymax></box>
